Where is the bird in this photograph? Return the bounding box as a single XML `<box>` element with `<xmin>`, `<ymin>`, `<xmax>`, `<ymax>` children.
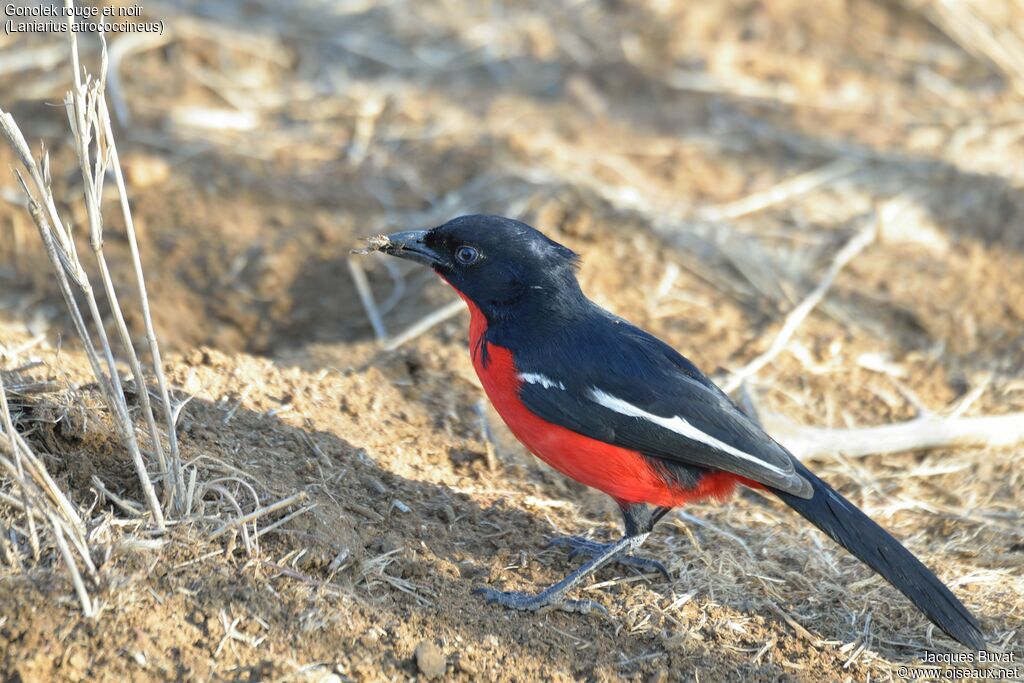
<box><xmin>372</xmin><ymin>214</ymin><xmax>985</xmax><ymax>650</ymax></box>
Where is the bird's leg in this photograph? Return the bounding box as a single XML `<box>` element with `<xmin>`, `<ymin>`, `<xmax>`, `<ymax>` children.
<box><xmin>547</xmin><ymin>537</ymin><xmax>670</xmax><ymax>578</ymax></box>
<box><xmin>476</xmin><ymin>504</ymin><xmax>673</xmax><ymax>614</ymax></box>
<box><xmin>475</xmin><ymin>533</ymin><xmax>651</xmax><ymax>614</ymax></box>
<box><xmin>548</xmin><ymin>504</ymin><xmax>672</xmax><ymax>579</ymax></box>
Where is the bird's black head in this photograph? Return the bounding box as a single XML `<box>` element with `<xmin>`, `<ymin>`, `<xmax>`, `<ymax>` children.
<box><xmin>380</xmin><ymin>215</ymin><xmax>584</xmax><ymax>321</ymax></box>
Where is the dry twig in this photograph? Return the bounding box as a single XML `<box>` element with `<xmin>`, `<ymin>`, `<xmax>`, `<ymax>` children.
<box><xmin>767</xmin><ymin>410</ymin><xmax>1024</xmax><ymax>460</ymax></box>
<box><xmin>347</xmin><ymin>257</ymin><xmax>388</xmax><ymax>341</ymax></box>
<box><xmin>210</xmin><ymin>491</ymin><xmax>308</xmax><ymax>541</ymax></box>
<box><xmin>909</xmin><ymin>0</ymin><xmax>1024</xmax><ymax>93</ymax></box>
<box><xmin>383</xmin><ymin>300</ymin><xmax>464</xmax><ymax>351</ymax></box>
<box><xmin>698</xmin><ymin>159</ymin><xmax>862</xmax><ymax>222</ymax></box>
<box><xmin>720</xmin><ymin>219</ymin><xmax>877</xmax><ymax>394</ymax></box>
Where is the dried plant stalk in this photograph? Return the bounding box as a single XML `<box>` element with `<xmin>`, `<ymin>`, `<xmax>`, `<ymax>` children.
<box><xmin>65</xmin><ymin>20</ymin><xmax>183</xmax><ymax>511</ymax></box>
<box><xmin>0</xmin><ymin>1</ymin><xmax>186</xmax><ymax>530</ymax></box>
<box><xmin>49</xmin><ymin>512</ymin><xmax>95</xmax><ymax>617</ymax></box>
<box><xmin>911</xmin><ymin>0</ymin><xmax>1024</xmax><ymax>93</ymax></box>
<box><xmin>98</xmin><ymin>90</ymin><xmax>186</xmax><ymax>512</ymax></box>
<box><xmin>0</xmin><ymin>375</ymin><xmax>87</xmax><ymax>542</ymax></box>
<box><xmin>0</xmin><ymin>373</ymin><xmax>96</xmax><ymax>616</ymax></box>
<box><xmin>0</xmin><ymin>381</ymin><xmax>39</xmax><ymax>560</ymax></box>
<box><xmin>721</xmin><ymin>219</ymin><xmax>877</xmax><ymax>394</ymax></box>
<box><xmin>769</xmin><ymin>410</ymin><xmax>1024</xmax><ymax>460</ymax></box>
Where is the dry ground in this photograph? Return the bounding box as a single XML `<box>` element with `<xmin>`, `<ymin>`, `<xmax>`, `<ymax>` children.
<box><xmin>1</xmin><ymin>0</ymin><xmax>1023</xmax><ymax>681</ymax></box>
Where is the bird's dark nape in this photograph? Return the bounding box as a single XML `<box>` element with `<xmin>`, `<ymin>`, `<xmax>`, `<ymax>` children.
<box><xmin>775</xmin><ymin>461</ymin><xmax>985</xmax><ymax>650</ymax></box>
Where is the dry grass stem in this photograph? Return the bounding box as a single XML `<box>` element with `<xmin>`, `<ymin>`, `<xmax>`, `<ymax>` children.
<box><xmin>347</xmin><ymin>257</ymin><xmax>388</xmax><ymax>341</ymax></box>
<box><xmin>0</xmin><ymin>373</ymin><xmax>97</xmax><ymax>616</ymax></box>
<box><xmin>91</xmin><ymin>476</ymin><xmax>144</xmax><ymax>517</ymax></box>
<box><xmin>721</xmin><ymin>218</ymin><xmax>878</xmax><ymax>394</ymax></box>
<box><xmin>698</xmin><ymin>159</ymin><xmax>862</xmax><ymax>222</ymax></box>
<box><xmin>49</xmin><ymin>512</ymin><xmax>94</xmax><ymax>618</ymax></box>
<box><xmin>209</xmin><ymin>491</ymin><xmax>308</xmax><ymax>541</ymax></box>
<box><xmin>383</xmin><ymin>299</ymin><xmax>464</xmax><ymax>351</ymax></box>
<box><xmin>0</xmin><ymin>380</ymin><xmax>85</xmax><ymax>537</ymax></box>
<box><xmin>63</xmin><ymin>13</ymin><xmax>166</xmax><ymax>527</ymax></box>
<box><xmin>97</xmin><ymin>53</ymin><xmax>185</xmax><ymax>512</ymax></box>
<box><xmin>0</xmin><ymin>0</ymin><xmax>194</xmax><ymax>534</ymax></box>
<box><xmin>912</xmin><ymin>0</ymin><xmax>1024</xmax><ymax>92</ymax></box>
<box><xmin>252</xmin><ymin>503</ymin><xmax>317</xmax><ymax>539</ymax></box>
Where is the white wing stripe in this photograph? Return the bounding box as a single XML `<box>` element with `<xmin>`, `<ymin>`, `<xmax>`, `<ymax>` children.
<box><xmin>587</xmin><ymin>387</ymin><xmax>787</xmax><ymax>477</ymax></box>
<box><xmin>518</xmin><ymin>373</ymin><xmax>566</xmax><ymax>391</ymax></box>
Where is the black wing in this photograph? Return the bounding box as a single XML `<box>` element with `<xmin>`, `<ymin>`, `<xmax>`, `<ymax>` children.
<box><xmin>515</xmin><ymin>312</ymin><xmax>813</xmax><ymax>498</ymax></box>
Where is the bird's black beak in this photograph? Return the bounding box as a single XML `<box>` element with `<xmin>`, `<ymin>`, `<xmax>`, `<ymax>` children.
<box><xmin>380</xmin><ymin>230</ymin><xmax>445</xmax><ymax>267</ymax></box>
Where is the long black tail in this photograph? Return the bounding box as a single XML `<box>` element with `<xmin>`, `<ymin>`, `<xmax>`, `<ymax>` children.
<box><xmin>774</xmin><ymin>462</ymin><xmax>984</xmax><ymax>650</ymax></box>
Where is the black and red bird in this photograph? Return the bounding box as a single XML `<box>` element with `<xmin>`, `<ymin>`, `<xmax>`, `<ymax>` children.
<box><xmin>375</xmin><ymin>214</ymin><xmax>984</xmax><ymax>649</ymax></box>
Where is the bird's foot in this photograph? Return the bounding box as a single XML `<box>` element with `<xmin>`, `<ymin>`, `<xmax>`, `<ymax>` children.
<box><xmin>548</xmin><ymin>535</ymin><xmax>670</xmax><ymax>579</ymax></box>
<box><xmin>473</xmin><ymin>587</ymin><xmax>607</xmax><ymax>615</ymax></box>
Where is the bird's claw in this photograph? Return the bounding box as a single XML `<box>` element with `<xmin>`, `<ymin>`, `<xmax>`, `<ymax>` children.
<box><xmin>473</xmin><ymin>587</ymin><xmax>607</xmax><ymax>615</ymax></box>
<box><xmin>548</xmin><ymin>535</ymin><xmax>671</xmax><ymax>580</ymax></box>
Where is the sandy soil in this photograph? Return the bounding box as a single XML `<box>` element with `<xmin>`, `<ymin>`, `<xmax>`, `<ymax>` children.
<box><xmin>1</xmin><ymin>0</ymin><xmax>1023</xmax><ymax>681</ymax></box>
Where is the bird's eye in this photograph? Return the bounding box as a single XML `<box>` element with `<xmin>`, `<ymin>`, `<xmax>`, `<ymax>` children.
<box><xmin>455</xmin><ymin>245</ymin><xmax>479</xmax><ymax>265</ymax></box>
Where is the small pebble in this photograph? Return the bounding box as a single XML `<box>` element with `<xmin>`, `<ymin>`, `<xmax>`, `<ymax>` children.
<box><xmin>122</xmin><ymin>153</ymin><xmax>170</xmax><ymax>188</ymax></box>
<box><xmin>414</xmin><ymin>640</ymin><xmax>447</xmax><ymax>680</ymax></box>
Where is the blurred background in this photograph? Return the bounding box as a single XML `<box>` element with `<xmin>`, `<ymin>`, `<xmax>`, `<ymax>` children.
<box><xmin>3</xmin><ymin>0</ymin><xmax>1023</xmax><ymax>360</ymax></box>
<box><xmin>1</xmin><ymin>1</ymin><xmax>1022</xmax><ymax>680</ymax></box>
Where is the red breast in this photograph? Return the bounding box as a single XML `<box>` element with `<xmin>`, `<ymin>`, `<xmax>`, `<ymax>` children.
<box><xmin>448</xmin><ymin>286</ymin><xmax>740</xmax><ymax>508</ymax></box>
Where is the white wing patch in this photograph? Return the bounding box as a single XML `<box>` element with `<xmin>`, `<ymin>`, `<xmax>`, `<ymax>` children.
<box><xmin>518</xmin><ymin>373</ymin><xmax>566</xmax><ymax>391</ymax></box>
<box><xmin>587</xmin><ymin>387</ymin><xmax>788</xmax><ymax>477</ymax></box>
